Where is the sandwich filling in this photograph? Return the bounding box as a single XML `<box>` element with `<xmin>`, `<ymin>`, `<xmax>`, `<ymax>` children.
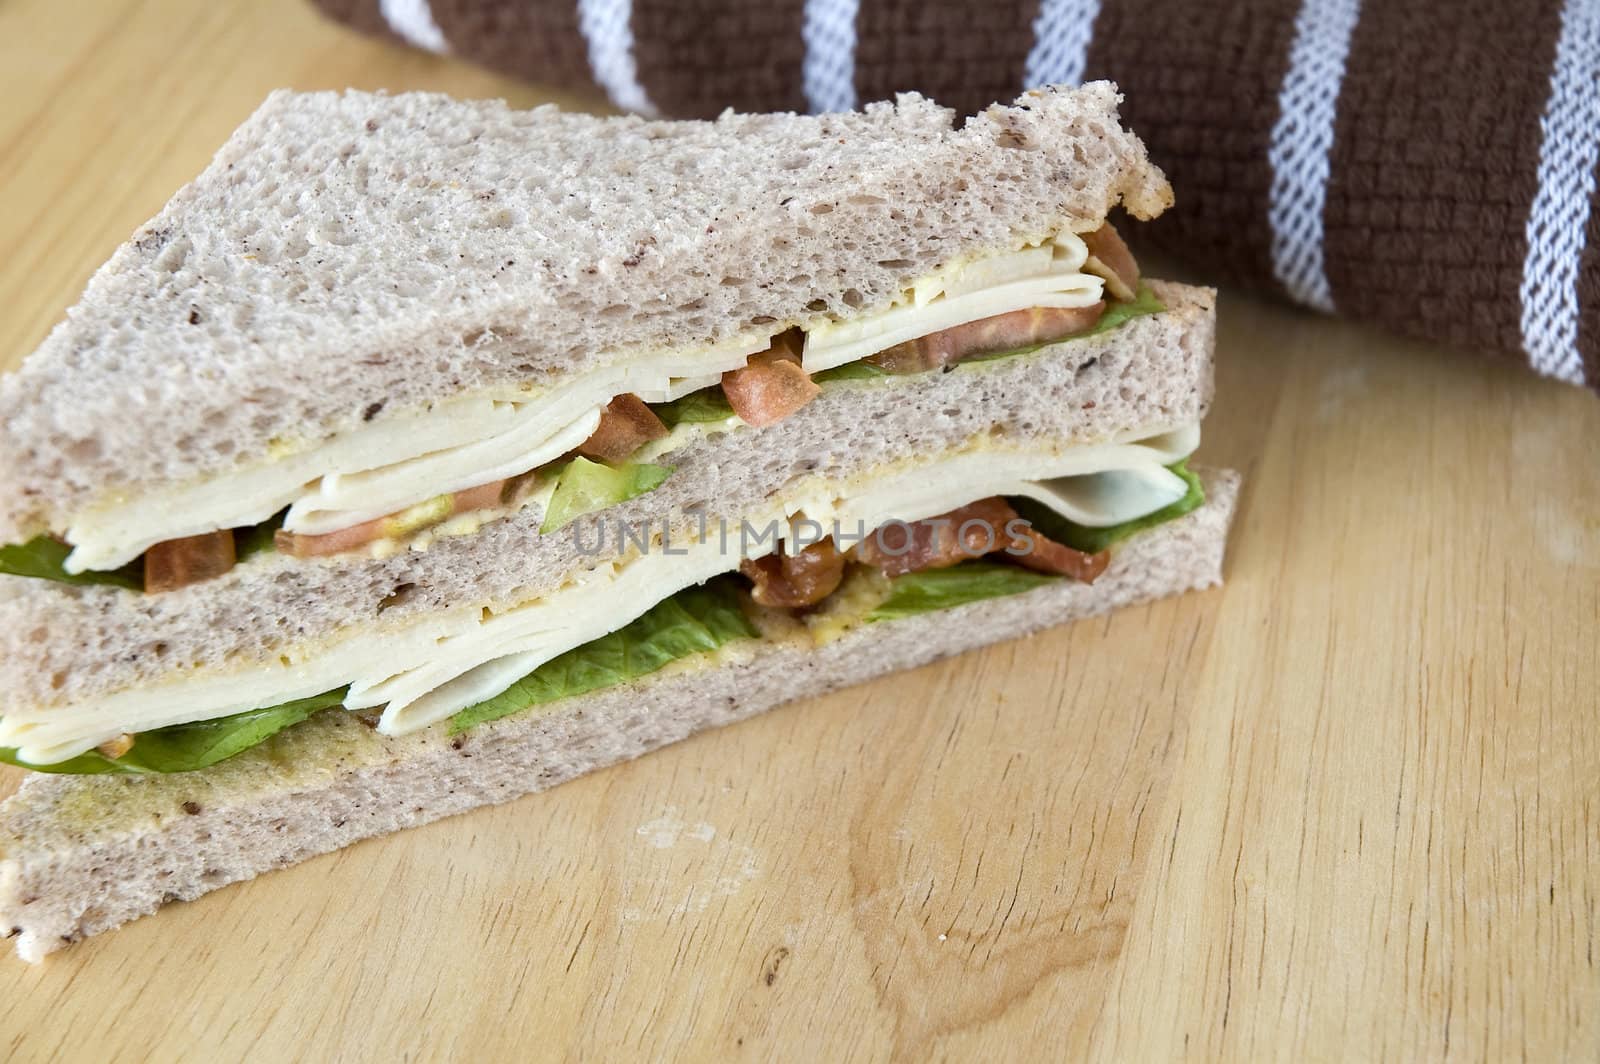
<box><xmin>0</xmin><ymin>225</ymin><xmax>1153</xmax><ymax>591</ymax></box>
<box><xmin>0</xmin><ymin>422</ymin><xmax>1200</xmax><ymax>767</ymax></box>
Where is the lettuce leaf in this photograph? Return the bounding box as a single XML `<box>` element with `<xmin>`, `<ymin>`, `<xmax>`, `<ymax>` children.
<box><xmin>811</xmin><ymin>361</ymin><xmax>887</xmax><ymax>383</ymax></box>
<box><xmin>0</xmin><ymin>688</ymin><xmax>348</xmax><ymax>775</ymax></box>
<box><xmin>451</xmin><ymin>578</ymin><xmax>757</xmax><ymax>732</ymax></box>
<box><xmin>1008</xmin><ymin>458</ymin><xmax>1204</xmax><ymax>555</ymax></box>
<box><xmin>0</xmin><ymin>535</ymin><xmax>144</xmax><ymax>591</ymax></box>
<box><xmin>1077</xmin><ymin>284</ymin><xmax>1166</xmax><ymax>339</ymax></box>
<box><xmin>235</xmin><ymin>510</ymin><xmax>286</xmax><ymax>561</ymax></box>
<box><xmin>651</xmin><ymin>387</ymin><xmax>736</xmax><ymax>427</ymax></box>
<box><xmin>865</xmin><ymin>561</ymin><xmax>1057</xmax><ymax>622</ymax></box>
<box><xmin>541</xmin><ymin>457</ymin><xmax>674</xmax><ymax>533</ymax></box>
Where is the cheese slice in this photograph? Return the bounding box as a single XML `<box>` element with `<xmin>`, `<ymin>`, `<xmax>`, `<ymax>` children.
<box><xmin>817</xmin><ymin>425</ymin><xmax>1197</xmax><ymax>535</ymax></box>
<box><xmin>1022</xmin><ymin>464</ymin><xmax>1191</xmax><ymax>528</ymax></box>
<box><xmin>63</xmin><ymin>235</ymin><xmax>1112</xmax><ymax>572</ymax></box>
<box><xmin>2</xmin><ymin>424</ymin><xmax>1198</xmax><ymax>764</ymax></box>
<box><xmin>285</xmin><ymin>407</ymin><xmax>604</xmax><ymax>536</ymax></box>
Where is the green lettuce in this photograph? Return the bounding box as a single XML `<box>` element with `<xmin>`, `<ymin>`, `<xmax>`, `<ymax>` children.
<box><xmin>451</xmin><ymin>578</ymin><xmax>757</xmax><ymax>732</ymax></box>
<box><xmin>0</xmin><ymin>536</ymin><xmax>144</xmax><ymax>591</ymax></box>
<box><xmin>235</xmin><ymin>510</ymin><xmax>286</xmax><ymax>561</ymax></box>
<box><xmin>541</xmin><ymin>457</ymin><xmax>674</xmax><ymax>533</ymax></box>
<box><xmin>1008</xmin><ymin>459</ymin><xmax>1204</xmax><ymax>555</ymax></box>
<box><xmin>866</xmin><ymin>561</ymin><xmax>1057</xmax><ymax>622</ymax></box>
<box><xmin>651</xmin><ymin>387</ymin><xmax>736</xmax><ymax>427</ymax></box>
<box><xmin>0</xmin><ymin>688</ymin><xmax>348</xmax><ymax>775</ymax></box>
<box><xmin>811</xmin><ymin>361</ymin><xmax>888</xmax><ymax>383</ymax></box>
<box><xmin>1077</xmin><ymin>283</ymin><xmax>1166</xmax><ymax>339</ymax></box>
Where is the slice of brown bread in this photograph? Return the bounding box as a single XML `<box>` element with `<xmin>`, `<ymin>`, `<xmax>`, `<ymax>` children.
<box><xmin>0</xmin><ymin>468</ymin><xmax>1237</xmax><ymax>962</ymax></box>
<box><xmin>0</xmin><ymin>281</ymin><xmax>1214</xmax><ymax>715</ymax></box>
<box><xmin>0</xmin><ymin>81</ymin><xmax>1170</xmax><ymax>544</ymax></box>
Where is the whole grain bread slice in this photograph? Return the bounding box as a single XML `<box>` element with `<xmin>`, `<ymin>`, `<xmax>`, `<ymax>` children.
<box><xmin>0</xmin><ymin>469</ymin><xmax>1237</xmax><ymax>962</ymax></box>
<box><xmin>0</xmin><ymin>281</ymin><xmax>1213</xmax><ymax>715</ymax></box>
<box><xmin>0</xmin><ymin>82</ymin><xmax>1170</xmax><ymax>543</ymax></box>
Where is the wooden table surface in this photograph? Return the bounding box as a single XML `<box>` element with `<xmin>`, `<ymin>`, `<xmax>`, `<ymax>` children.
<box><xmin>2</xmin><ymin>0</ymin><xmax>1596</xmax><ymax>1059</ymax></box>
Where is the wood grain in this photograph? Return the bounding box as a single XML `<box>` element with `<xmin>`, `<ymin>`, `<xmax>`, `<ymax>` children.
<box><xmin>1</xmin><ymin>0</ymin><xmax>1596</xmax><ymax>1059</ymax></box>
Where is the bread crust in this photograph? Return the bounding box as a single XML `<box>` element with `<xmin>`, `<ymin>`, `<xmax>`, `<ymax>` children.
<box><xmin>0</xmin><ymin>469</ymin><xmax>1236</xmax><ymax>962</ymax></box>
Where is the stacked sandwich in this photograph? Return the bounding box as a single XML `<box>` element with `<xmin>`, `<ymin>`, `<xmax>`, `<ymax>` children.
<box><xmin>0</xmin><ymin>82</ymin><xmax>1237</xmax><ymax>960</ymax></box>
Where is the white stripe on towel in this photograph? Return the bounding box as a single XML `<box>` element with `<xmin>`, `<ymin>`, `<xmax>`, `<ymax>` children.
<box><xmin>1266</xmin><ymin>0</ymin><xmax>1362</xmax><ymax>313</ymax></box>
<box><xmin>1520</xmin><ymin>0</ymin><xmax>1600</xmax><ymax>385</ymax></box>
<box><xmin>802</xmin><ymin>0</ymin><xmax>860</xmax><ymax>113</ymax></box>
<box><xmin>577</xmin><ymin>0</ymin><xmax>658</xmax><ymax>116</ymax></box>
<box><xmin>1022</xmin><ymin>0</ymin><xmax>1104</xmax><ymax>89</ymax></box>
<box><xmin>378</xmin><ymin>0</ymin><xmax>449</xmax><ymax>53</ymax></box>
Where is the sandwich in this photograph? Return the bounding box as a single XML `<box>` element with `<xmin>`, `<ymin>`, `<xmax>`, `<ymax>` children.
<box><xmin>0</xmin><ymin>82</ymin><xmax>1238</xmax><ymax>961</ymax></box>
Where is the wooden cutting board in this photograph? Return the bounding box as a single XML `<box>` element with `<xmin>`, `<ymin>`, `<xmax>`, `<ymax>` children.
<box><xmin>1</xmin><ymin>0</ymin><xmax>1595</xmax><ymax>1058</ymax></box>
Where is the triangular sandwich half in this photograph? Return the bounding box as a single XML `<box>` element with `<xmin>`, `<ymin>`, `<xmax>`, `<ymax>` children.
<box><xmin>0</xmin><ymin>83</ymin><xmax>1237</xmax><ymax>960</ymax></box>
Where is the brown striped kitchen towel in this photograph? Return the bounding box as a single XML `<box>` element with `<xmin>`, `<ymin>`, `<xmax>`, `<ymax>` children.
<box><xmin>311</xmin><ymin>0</ymin><xmax>1600</xmax><ymax>390</ymax></box>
